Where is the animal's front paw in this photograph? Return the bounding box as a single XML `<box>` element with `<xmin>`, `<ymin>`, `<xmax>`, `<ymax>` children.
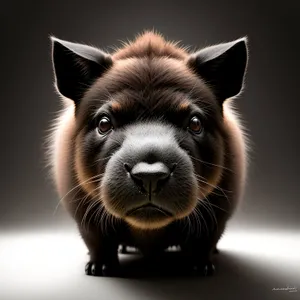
<box><xmin>192</xmin><ymin>261</ymin><xmax>215</xmax><ymax>276</ymax></box>
<box><xmin>85</xmin><ymin>261</ymin><xmax>121</xmax><ymax>277</ymax></box>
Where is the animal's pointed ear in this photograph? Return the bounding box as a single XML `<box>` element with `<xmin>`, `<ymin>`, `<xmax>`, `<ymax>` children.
<box><xmin>187</xmin><ymin>38</ymin><xmax>248</xmax><ymax>103</ymax></box>
<box><xmin>50</xmin><ymin>37</ymin><xmax>113</xmax><ymax>104</ymax></box>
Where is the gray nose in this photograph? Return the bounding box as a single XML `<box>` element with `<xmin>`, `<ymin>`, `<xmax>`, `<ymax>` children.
<box><xmin>125</xmin><ymin>162</ymin><xmax>173</xmax><ymax>194</ymax></box>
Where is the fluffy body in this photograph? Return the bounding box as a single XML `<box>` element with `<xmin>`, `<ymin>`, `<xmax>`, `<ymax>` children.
<box><xmin>46</xmin><ymin>31</ymin><xmax>249</xmax><ymax>276</ymax></box>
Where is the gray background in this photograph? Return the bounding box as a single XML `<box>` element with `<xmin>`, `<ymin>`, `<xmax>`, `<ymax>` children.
<box><xmin>1</xmin><ymin>0</ymin><xmax>299</xmax><ymax>230</ymax></box>
<box><xmin>0</xmin><ymin>1</ymin><xmax>299</xmax><ymax>299</ymax></box>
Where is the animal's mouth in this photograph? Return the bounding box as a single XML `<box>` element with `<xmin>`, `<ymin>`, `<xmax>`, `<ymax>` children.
<box><xmin>125</xmin><ymin>203</ymin><xmax>173</xmax><ymax>217</ymax></box>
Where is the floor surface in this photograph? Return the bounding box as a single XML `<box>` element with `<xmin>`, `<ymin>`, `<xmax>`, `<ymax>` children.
<box><xmin>0</xmin><ymin>227</ymin><xmax>299</xmax><ymax>300</ymax></box>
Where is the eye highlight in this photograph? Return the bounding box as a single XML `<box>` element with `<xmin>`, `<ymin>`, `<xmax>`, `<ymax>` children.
<box><xmin>98</xmin><ymin>116</ymin><xmax>113</xmax><ymax>134</ymax></box>
<box><xmin>188</xmin><ymin>116</ymin><xmax>203</xmax><ymax>134</ymax></box>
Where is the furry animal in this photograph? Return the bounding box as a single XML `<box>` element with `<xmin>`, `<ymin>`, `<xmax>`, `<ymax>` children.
<box><xmin>46</xmin><ymin>31</ymin><xmax>249</xmax><ymax>277</ymax></box>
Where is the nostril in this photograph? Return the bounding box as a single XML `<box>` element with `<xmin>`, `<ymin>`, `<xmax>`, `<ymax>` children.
<box><xmin>132</xmin><ymin>177</ymin><xmax>146</xmax><ymax>192</ymax></box>
<box><xmin>155</xmin><ymin>176</ymin><xmax>169</xmax><ymax>191</ymax></box>
<box><xmin>124</xmin><ymin>163</ymin><xmax>132</xmax><ymax>173</ymax></box>
<box><xmin>170</xmin><ymin>163</ymin><xmax>177</xmax><ymax>174</ymax></box>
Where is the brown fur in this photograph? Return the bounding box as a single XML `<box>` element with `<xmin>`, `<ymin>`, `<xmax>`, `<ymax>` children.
<box><xmin>112</xmin><ymin>31</ymin><xmax>188</xmax><ymax>60</ymax></box>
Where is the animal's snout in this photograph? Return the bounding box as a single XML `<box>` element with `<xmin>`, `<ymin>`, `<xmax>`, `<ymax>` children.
<box><xmin>124</xmin><ymin>162</ymin><xmax>177</xmax><ymax>194</ymax></box>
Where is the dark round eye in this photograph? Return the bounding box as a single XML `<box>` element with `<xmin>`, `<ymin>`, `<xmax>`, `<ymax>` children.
<box><xmin>98</xmin><ymin>116</ymin><xmax>113</xmax><ymax>134</ymax></box>
<box><xmin>189</xmin><ymin>116</ymin><xmax>203</xmax><ymax>133</ymax></box>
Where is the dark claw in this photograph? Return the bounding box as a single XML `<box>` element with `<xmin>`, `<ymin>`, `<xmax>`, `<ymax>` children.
<box><xmin>85</xmin><ymin>262</ymin><xmax>121</xmax><ymax>277</ymax></box>
<box><xmin>85</xmin><ymin>262</ymin><xmax>102</xmax><ymax>276</ymax></box>
<box><xmin>192</xmin><ymin>261</ymin><xmax>215</xmax><ymax>276</ymax></box>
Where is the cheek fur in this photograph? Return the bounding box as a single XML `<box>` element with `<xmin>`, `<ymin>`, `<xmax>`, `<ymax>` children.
<box><xmin>99</xmin><ymin>181</ymin><xmax>123</xmax><ymax>219</ymax></box>
<box><xmin>196</xmin><ymin>132</ymin><xmax>225</xmax><ymax>198</ymax></box>
<box><xmin>74</xmin><ymin>131</ymin><xmax>100</xmax><ymax>198</ymax></box>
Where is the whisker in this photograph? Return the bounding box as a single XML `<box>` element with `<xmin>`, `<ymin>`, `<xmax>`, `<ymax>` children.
<box><xmin>80</xmin><ymin>189</ymin><xmax>101</xmax><ymax>230</ymax></box>
<box><xmin>93</xmin><ymin>154</ymin><xmax>114</xmax><ymax>165</ymax></box>
<box><xmin>70</xmin><ymin>177</ymin><xmax>104</xmax><ymax>220</ymax></box>
<box><xmin>195</xmin><ymin>204</ymin><xmax>209</xmax><ymax>235</ymax></box>
<box><xmin>190</xmin><ymin>155</ymin><xmax>235</xmax><ymax>174</ymax></box>
<box><xmin>186</xmin><ymin>215</ymin><xmax>192</xmax><ymax>241</ymax></box>
<box><xmin>198</xmin><ymin>199</ymin><xmax>229</xmax><ymax>213</ymax></box>
<box><xmin>191</xmin><ymin>206</ymin><xmax>202</xmax><ymax>238</ymax></box>
<box><xmin>53</xmin><ymin>174</ymin><xmax>103</xmax><ymax>216</ymax></box>
<box><xmin>95</xmin><ymin>204</ymin><xmax>106</xmax><ymax>232</ymax></box>
<box><xmin>194</xmin><ymin>174</ymin><xmax>231</xmax><ymax>205</ymax></box>
<box><xmin>198</xmin><ymin>189</ymin><xmax>218</xmax><ymax>231</ymax></box>
<box><xmin>194</xmin><ymin>173</ymin><xmax>232</xmax><ymax>193</ymax></box>
<box><xmin>86</xmin><ymin>200</ymin><xmax>103</xmax><ymax>231</ymax></box>
<box><xmin>109</xmin><ymin>213</ymin><xmax>118</xmax><ymax>234</ymax></box>
<box><xmin>104</xmin><ymin>210</ymin><xmax>110</xmax><ymax>236</ymax></box>
<box><xmin>81</xmin><ymin>199</ymin><xmax>99</xmax><ymax>231</ymax></box>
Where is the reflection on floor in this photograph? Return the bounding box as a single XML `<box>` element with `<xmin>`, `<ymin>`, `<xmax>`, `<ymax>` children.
<box><xmin>0</xmin><ymin>228</ymin><xmax>299</xmax><ymax>300</ymax></box>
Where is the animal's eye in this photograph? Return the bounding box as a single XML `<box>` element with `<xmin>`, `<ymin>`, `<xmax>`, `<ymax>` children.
<box><xmin>188</xmin><ymin>116</ymin><xmax>203</xmax><ymax>134</ymax></box>
<box><xmin>98</xmin><ymin>116</ymin><xmax>113</xmax><ymax>134</ymax></box>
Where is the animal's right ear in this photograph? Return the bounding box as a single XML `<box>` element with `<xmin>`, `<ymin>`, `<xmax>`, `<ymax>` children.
<box><xmin>50</xmin><ymin>37</ymin><xmax>113</xmax><ymax>105</ymax></box>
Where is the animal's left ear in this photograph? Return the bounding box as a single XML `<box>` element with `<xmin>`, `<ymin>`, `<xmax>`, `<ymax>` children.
<box><xmin>187</xmin><ymin>38</ymin><xmax>248</xmax><ymax>103</ymax></box>
<box><xmin>50</xmin><ymin>37</ymin><xmax>113</xmax><ymax>105</ymax></box>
